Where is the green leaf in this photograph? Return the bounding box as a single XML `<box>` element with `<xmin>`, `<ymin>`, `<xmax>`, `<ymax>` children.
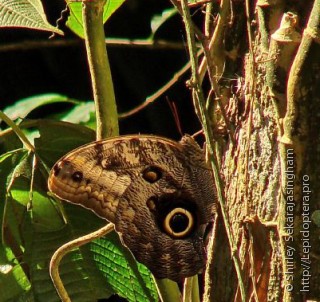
<box><xmin>90</xmin><ymin>234</ymin><xmax>158</xmax><ymax>302</ymax></box>
<box><xmin>150</xmin><ymin>8</ymin><xmax>177</xmax><ymax>38</ymax></box>
<box><xmin>23</xmin><ymin>217</ymin><xmax>112</xmax><ymax>302</ymax></box>
<box><xmin>0</xmin><ymin>150</ymin><xmax>31</xmax><ymax>301</ymax></box>
<box><xmin>0</xmin><ymin>149</ymin><xmax>28</xmax><ymax>196</ymax></box>
<box><xmin>0</xmin><ymin>149</ymin><xmax>30</xmax><ymax>301</ymax></box>
<box><xmin>0</xmin><ymin>149</ymin><xmax>29</xmax><ymax>235</ymax></box>
<box><xmin>66</xmin><ymin>0</ymin><xmax>126</xmax><ymax>38</ymax></box>
<box><xmin>21</xmin><ymin>203</ymin><xmax>158</xmax><ymax>302</ymax></box>
<box><xmin>10</xmin><ymin>180</ymin><xmax>65</xmax><ymax>232</ymax></box>
<box><xmin>61</xmin><ymin>101</ymin><xmax>96</xmax><ymax>129</ymax></box>
<box><xmin>3</xmin><ymin>94</ymin><xmax>78</xmax><ymax>121</ymax></box>
<box><xmin>34</xmin><ymin>120</ymin><xmax>96</xmax><ymax>167</ymax></box>
<box><xmin>65</xmin><ymin>204</ymin><xmax>158</xmax><ymax>302</ymax></box>
<box><xmin>0</xmin><ymin>248</ymin><xmax>31</xmax><ymax>302</ymax></box>
<box><xmin>0</xmin><ymin>0</ymin><xmax>63</xmax><ymax>35</ymax></box>
<box><xmin>0</xmin><ymin>149</ymin><xmax>28</xmax><ymax>246</ymax></box>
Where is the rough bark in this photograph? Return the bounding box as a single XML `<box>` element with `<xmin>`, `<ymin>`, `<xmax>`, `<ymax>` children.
<box><xmin>204</xmin><ymin>0</ymin><xmax>320</xmax><ymax>301</ymax></box>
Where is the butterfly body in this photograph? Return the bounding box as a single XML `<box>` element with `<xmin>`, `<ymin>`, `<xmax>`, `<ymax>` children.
<box><xmin>48</xmin><ymin>135</ymin><xmax>216</xmax><ymax>281</ymax></box>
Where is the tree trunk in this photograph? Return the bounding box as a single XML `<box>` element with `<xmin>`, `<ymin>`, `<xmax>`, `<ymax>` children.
<box><xmin>203</xmin><ymin>1</ymin><xmax>320</xmax><ymax>301</ymax></box>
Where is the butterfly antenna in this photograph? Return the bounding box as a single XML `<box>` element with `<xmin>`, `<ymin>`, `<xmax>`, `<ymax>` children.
<box><xmin>166</xmin><ymin>96</ymin><xmax>183</xmax><ymax>137</ymax></box>
<box><xmin>191</xmin><ymin>129</ymin><xmax>204</xmax><ymax>139</ymax></box>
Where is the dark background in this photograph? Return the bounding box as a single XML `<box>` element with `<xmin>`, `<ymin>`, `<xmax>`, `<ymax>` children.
<box><xmin>0</xmin><ymin>0</ymin><xmax>201</xmax><ymax>140</ymax></box>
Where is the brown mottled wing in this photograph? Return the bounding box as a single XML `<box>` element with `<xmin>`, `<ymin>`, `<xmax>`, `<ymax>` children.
<box><xmin>48</xmin><ymin>135</ymin><xmax>216</xmax><ymax>281</ymax></box>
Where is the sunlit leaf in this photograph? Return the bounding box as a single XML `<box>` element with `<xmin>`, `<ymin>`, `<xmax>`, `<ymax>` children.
<box><xmin>66</xmin><ymin>0</ymin><xmax>126</xmax><ymax>38</ymax></box>
<box><xmin>23</xmin><ymin>216</ymin><xmax>112</xmax><ymax>302</ymax></box>
<box><xmin>0</xmin><ymin>254</ymin><xmax>31</xmax><ymax>301</ymax></box>
<box><xmin>0</xmin><ymin>0</ymin><xmax>63</xmax><ymax>34</ymax></box>
<box><xmin>34</xmin><ymin>120</ymin><xmax>96</xmax><ymax>167</ymax></box>
<box><xmin>3</xmin><ymin>94</ymin><xmax>78</xmax><ymax>121</ymax></box>
<box><xmin>0</xmin><ymin>150</ymin><xmax>31</xmax><ymax>301</ymax></box>
<box><xmin>65</xmin><ymin>204</ymin><xmax>158</xmax><ymax>302</ymax></box>
<box><xmin>61</xmin><ymin>101</ymin><xmax>96</xmax><ymax>129</ymax></box>
<box><xmin>150</xmin><ymin>8</ymin><xmax>177</xmax><ymax>38</ymax></box>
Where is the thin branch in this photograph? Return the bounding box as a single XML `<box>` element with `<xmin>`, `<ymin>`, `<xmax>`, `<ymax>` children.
<box><xmin>0</xmin><ymin>38</ymin><xmax>188</xmax><ymax>53</ymax></box>
<box><xmin>198</xmin><ymin>0</ymin><xmax>230</xmax><ymax>83</ymax></box>
<box><xmin>203</xmin><ymin>211</ymin><xmax>219</xmax><ymax>301</ymax></box>
<box><xmin>204</xmin><ymin>2</ymin><xmax>213</xmax><ymax>37</ymax></box>
<box><xmin>170</xmin><ymin>0</ymin><xmax>206</xmax><ymax>40</ymax></box>
<box><xmin>104</xmin><ymin>38</ymin><xmax>188</xmax><ymax>50</ymax></box>
<box><xmin>119</xmin><ymin>60</ymin><xmax>192</xmax><ymax>119</ymax></box>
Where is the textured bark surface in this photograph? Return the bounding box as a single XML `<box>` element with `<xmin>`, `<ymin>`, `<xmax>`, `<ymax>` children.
<box><xmin>203</xmin><ymin>1</ymin><xmax>320</xmax><ymax>301</ymax></box>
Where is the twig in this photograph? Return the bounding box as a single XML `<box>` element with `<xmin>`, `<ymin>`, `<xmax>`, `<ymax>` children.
<box><xmin>198</xmin><ymin>0</ymin><xmax>230</xmax><ymax>83</ymax></box>
<box><xmin>119</xmin><ymin>49</ymin><xmax>204</xmax><ymax>119</ymax></box>
<box><xmin>204</xmin><ymin>2</ymin><xmax>213</xmax><ymax>37</ymax></box>
<box><xmin>0</xmin><ymin>110</ymin><xmax>35</xmax><ymax>153</ymax></box>
<box><xmin>0</xmin><ymin>38</ymin><xmax>188</xmax><ymax>53</ymax></box>
<box><xmin>283</xmin><ymin>0</ymin><xmax>320</xmax><ymax>143</ymax></box>
<box><xmin>119</xmin><ymin>60</ymin><xmax>192</xmax><ymax>119</ymax></box>
<box><xmin>179</xmin><ymin>1</ymin><xmax>247</xmax><ymax>301</ymax></box>
<box><xmin>170</xmin><ymin>0</ymin><xmax>206</xmax><ymax>40</ymax></box>
<box><xmin>200</xmin><ymin>16</ymin><xmax>235</xmax><ymax>144</ymax></box>
<box><xmin>50</xmin><ymin>223</ymin><xmax>114</xmax><ymax>302</ymax></box>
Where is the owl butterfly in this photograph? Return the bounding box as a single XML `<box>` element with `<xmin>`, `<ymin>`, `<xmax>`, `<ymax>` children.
<box><xmin>48</xmin><ymin>135</ymin><xmax>216</xmax><ymax>281</ymax></box>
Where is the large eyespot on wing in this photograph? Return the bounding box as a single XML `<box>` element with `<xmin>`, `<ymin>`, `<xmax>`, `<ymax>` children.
<box><xmin>162</xmin><ymin>207</ymin><xmax>195</xmax><ymax>238</ymax></box>
<box><xmin>114</xmin><ymin>208</ymin><xmax>205</xmax><ymax>281</ymax></box>
<box><xmin>114</xmin><ymin>191</ymin><xmax>207</xmax><ymax>281</ymax></box>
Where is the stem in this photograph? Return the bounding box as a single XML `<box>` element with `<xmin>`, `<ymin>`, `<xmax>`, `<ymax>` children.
<box><xmin>82</xmin><ymin>0</ymin><xmax>119</xmax><ymax>140</ymax></box>
<box><xmin>50</xmin><ymin>1</ymin><xmax>119</xmax><ymax>300</ymax></box>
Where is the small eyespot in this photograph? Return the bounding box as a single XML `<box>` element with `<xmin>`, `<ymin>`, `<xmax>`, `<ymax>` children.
<box><xmin>163</xmin><ymin>208</ymin><xmax>195</xmax><ymax>238</ymax></box>
<box><xmin>142</xmin><ymin>166</ymin><xmax>162</xmax><ymax>183</ymax></box>
<box><xmin>72</xmin><ymin>171</ymin><xmax>83</xmax><ymax>182</ymax></box>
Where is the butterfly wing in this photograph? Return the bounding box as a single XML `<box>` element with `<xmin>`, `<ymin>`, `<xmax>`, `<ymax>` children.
<box><xmin>48</xmin><ymin>135</ymin><xmax>216</xmax><ymax>281</ymax></box>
